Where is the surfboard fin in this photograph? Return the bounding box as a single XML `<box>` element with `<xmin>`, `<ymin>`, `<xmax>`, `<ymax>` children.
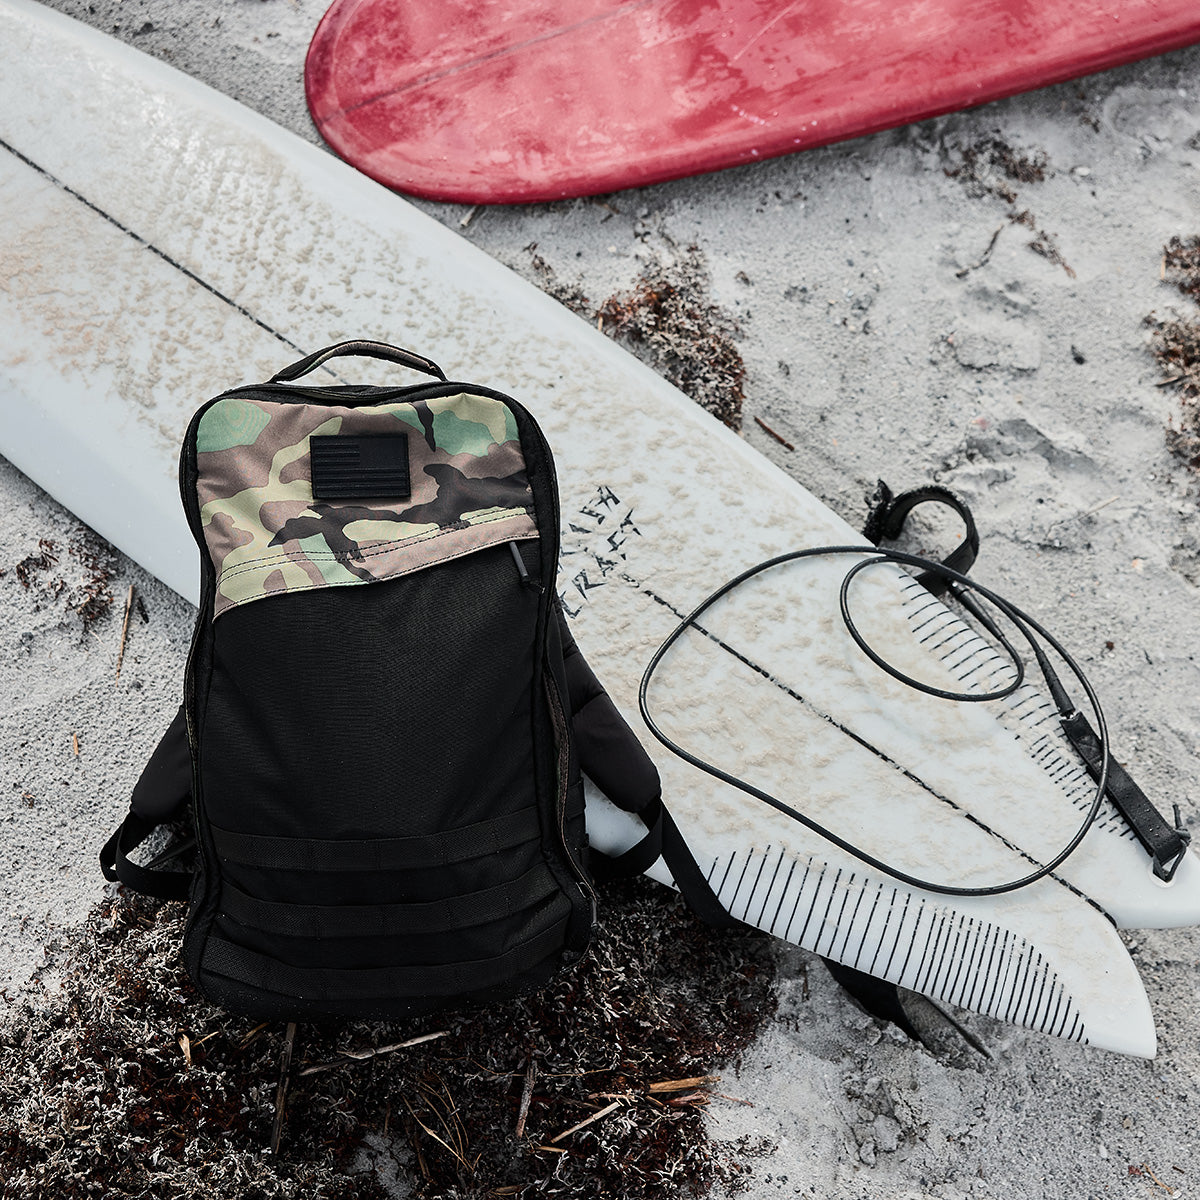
<box><xmin>821</xmin><ymin>958</ymin><xmax>921</xmax><ymax>1042</ymax></box>
<box><xmin>822</xmin><ymin>959</ymin><xmax>991</xmax><ymax>1059</ymax></box>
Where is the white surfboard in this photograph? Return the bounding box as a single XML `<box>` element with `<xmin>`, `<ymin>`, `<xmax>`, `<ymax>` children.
<box><xmin>1</xmin><ymin>0</ymin><xmax>1193</xmax><ymax>1057</ymax></box>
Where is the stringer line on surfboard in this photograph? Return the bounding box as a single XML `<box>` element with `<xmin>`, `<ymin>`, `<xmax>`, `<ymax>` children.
<box><xmin>0</xmin><ymin>136</ymin><xmax>309</xmax><ymax>362</ymax></box>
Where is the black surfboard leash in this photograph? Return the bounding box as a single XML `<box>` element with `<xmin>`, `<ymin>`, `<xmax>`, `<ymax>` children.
<box><xmin>636</xmin><ymin>483</ymin><xmax>1188</xmax><ymax>1052</ymax></box>
<box><xmin>639</xmin><ymin>486</ymin><xmax>1190</xmax><ymax>900</ymax></box>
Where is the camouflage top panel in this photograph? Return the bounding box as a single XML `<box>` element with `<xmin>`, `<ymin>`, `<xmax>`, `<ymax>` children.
<box><xmin>195</xmin><ymin>394</ymin><xmax>538</xmax><ymax>618</ymax></box>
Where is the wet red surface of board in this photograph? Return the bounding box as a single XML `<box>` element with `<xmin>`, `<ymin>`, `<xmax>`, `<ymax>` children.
<box><xmin>306</xmin><ymin>0</ymin><xmax>1200</xmax><ymax>203</ymax></box>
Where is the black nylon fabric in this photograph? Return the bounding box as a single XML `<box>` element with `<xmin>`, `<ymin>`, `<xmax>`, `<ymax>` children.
<box><xmin>217</xmin><ymin>861</ymin><xmax>560</xmax><ymax>940</ymax></box>
<box><xmin>214</xmin><ymin>890</ymin><xmax>572</xmax><ymax>972</ymax></box>
<box><xmin>558</xmin><ymin>606</ymin><xmax>662</xmax><ymax>818</ymax></box>
<box><xmin>196</xmin><ymin>955</ymin><xmax>568</xmax><ymax>1023</ymax></box>
<box><xmin>215</xmin><ymin>838</ymin><xmax>545</xmax><ymax>908</ymax></box>
<box><xmin>209</xmin><ymin>807</ymin><xmax>543</xmax><ymax>872</ymax></box>
<box><xmin>129</xmin><ymin>704</ymin><xmax>192</xmax><ymax>823</ymax></box>
<box><xmin>201</xmin><ymin>546</ymin><xmax>540</xmax><ymax>841</ymax></box>
<box><xmin>200</xmin><ymin>911</ymin><xmax>571</xmax><ymax>1009</ymax></box>
<box><xmin>187</xmin><ymin>547</ymin><xmax>587</xmax><ymax>1005</ymax></box>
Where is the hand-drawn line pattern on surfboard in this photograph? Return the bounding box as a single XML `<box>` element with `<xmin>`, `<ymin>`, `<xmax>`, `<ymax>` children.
<box><xmin>0</xmin><ymin>0</ymin><xmax>1174</xmax><ymax>1055</ymax></box>
<box><xmin>894</xmin><ymin>573</ymin><xmax>1134</xmax><ymax>844</ymax></box>
<box><xmin>706</xmin><ymin>849</ymin><xmax>1086</xmax><ymax>1043</ymax></box>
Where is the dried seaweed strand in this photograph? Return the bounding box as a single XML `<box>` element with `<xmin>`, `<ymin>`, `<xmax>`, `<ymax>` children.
<box><xmin>115</xmin><ymin>584</ymin><xmax>134</xmax><ymax>681</ymax></box>
<box><xmin>550</xmin><ymin>1099</ymin><xmax>624</xmax><ymax>1144</ymax></box>
<box><xmin>269</xmin><ymin>1022</ymin><xmax>297</xmax><ymax>1156</ymax></box>
<box><xmin>298</xmin><ymin>1030</ymin><xmax>448</xmax><ymax>1076</ymax></box>
<box><xmin>515</xmin><ymin>1055</ymin><xmax>538</xmax><ymax>1140</ymax></box>
<box><xmin>647</xmin><ymin>1075</ymin><xmax>720</xmax><ymax>1094</ymax></box>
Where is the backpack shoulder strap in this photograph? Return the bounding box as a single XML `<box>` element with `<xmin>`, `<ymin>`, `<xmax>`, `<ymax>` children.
<box><xmin>556</xmin><ymin>605</ymin><xmax>738</xmax><ymax>929</ymax></box>
<box><xmin>99</xmin><ymin>704</ymin><xmax>194</xmax><ymax>900</ymax></box>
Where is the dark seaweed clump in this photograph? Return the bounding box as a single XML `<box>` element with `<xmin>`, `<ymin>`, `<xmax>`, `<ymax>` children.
<box><xmin>594</xmin><ymin>249</ymin><xmax>745</xmax><ymax>432</ymax></box>
<box><xmin>0</xmin><ymin>880</ymin><xmax>777</xmax><ymax>1200</ymax></box>
<box><xmin>1149</xmin><ymin>236</ymin><xmax>1200</xmax><ymax>469</ymax></box>
<box><xmin>944</xmin><ymin>134</ymin><xmax>1048</xmax><ymax>204</ymax></box>
<box><xmin>523</xmin><ymin>244</ymin><xmax>746</xmax><ymax>431</ymax></box>
<box><xmin>943</xmin><ymin>135</ymin><xmax>1074</xmax><ymax>278</ymax></box>
<box><xmin>10</xmin><ymin>525</ymin><xmax>116</xmax><ymax>632</ymax></box>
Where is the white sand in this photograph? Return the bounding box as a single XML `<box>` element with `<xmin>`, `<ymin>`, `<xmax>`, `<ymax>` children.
<box><xmin>3</xmin><ymin>2</ymin><xmax>1199</xmax><ymax>1196</ymax></box>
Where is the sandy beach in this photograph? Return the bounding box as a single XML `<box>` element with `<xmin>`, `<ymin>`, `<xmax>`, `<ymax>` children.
<box><xmin>2</xmin><ymin>2</ymin><xmax>1199</xmax><ymax>1196</ymax></box>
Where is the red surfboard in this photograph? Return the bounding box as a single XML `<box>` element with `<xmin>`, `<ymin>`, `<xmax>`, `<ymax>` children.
<box><xmin>306</xmin><ymin>0</ymin><xmax>1200</xmax><ymax>204</ymax></box>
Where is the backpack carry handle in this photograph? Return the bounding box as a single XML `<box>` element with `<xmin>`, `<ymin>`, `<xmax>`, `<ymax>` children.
<box><xmin>270</xmin><ymin>340</ymin><xmax>447</xmax><ymax>384</ymax></box>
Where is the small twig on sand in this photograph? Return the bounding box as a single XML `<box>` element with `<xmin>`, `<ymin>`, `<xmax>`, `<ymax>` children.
<box><xmin>753</xmin><ymin>415</ymin><xmax>795</xmax><ymax>451</ymax></box>
<box><xmin>115</xmin><ymin>584</ymin><xmax>134</xmax><ymax>681</ymax></box>
<box><xmin>515</xmin><ymin>1055</ymin><xmax>538</xmax><ymax>1140</ymax></box>
<box><xmin>1081</xmin><ymin>495</ymin><xmax>1120</xmax><ymax>518</ymax></box>
<box><xmin>550</xmin><ymin>1099</ymin><xmax>623</xmax><ymax>1144</ymax></box>
<box><xmin>647</xmin><ymin>1075</ymin><xmax>720</xmax><ymax>1094</ymax></box>
<box><xmin>240</xmin><ymin>1022</ymin><xmax>269</xmax><ymax>1049</ymax></box>
<box><xmin>270</xmin><ymin>1022</ymin><xmax>298</xmax><ymax>1156</ymax></box>
<box><xmin>956</xmin><ymin>223</ymin><xmax>1005</xmax><ymax>278</ymax></box>
<box><xmin>1138</xmin><ymin>1162</ymin><xmax>1181</xmax><ymax>1195</ymax></box>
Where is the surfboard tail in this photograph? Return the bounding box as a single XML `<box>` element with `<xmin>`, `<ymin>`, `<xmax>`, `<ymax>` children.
<box><xmin>590</xmin><ymin>794</ymin><xmax>1155</xmax><ymax>1058</ymax></box>
<box><xmin>699</xmin><ymin>842</ymin><xmax>1156</xmax><ymax>1059</ymax></box>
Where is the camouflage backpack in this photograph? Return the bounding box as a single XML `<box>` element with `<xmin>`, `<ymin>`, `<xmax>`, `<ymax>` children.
<box><xmin>99</xmin><ymin>340</ymin><xmax>665</xmax><ymax>1021</ymax></box>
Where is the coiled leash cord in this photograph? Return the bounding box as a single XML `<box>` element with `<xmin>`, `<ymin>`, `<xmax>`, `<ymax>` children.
<box><xmin>639</xmin><ymin>543</ymin><xmax>1187</xmax><ymax>898</ymax></box>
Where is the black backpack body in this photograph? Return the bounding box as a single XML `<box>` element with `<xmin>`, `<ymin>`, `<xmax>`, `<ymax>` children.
<box><xmin>101</xmin><ymin>341</ymin><xmax>633</xmax><ymax>1021</ymax></box>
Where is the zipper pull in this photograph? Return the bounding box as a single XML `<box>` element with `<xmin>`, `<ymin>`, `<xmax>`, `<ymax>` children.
<box><xmin>510</xmin><ymin>541</ymin><xmax>541</xmax><ymax>590</ymax></box>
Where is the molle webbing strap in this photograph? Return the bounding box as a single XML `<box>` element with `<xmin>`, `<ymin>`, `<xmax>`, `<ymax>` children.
<box><xmin>201</xmin><ymin>909</ymin><xmax>570</xmax><ymax>1001</ymax></box>
<box><xmin>1061</xmin><ymin>711</ymin><xmax>1191</xmax><ymax>880</ymax></box>
<box><xmin>209</xmin><ymin>807</ymin><xmax>543</xmax><ymax>873</ymax></box>
<box><xmin>218</xmin><ymin>863</ymin><xmax>560</xmax><ymax>939</ymax></box>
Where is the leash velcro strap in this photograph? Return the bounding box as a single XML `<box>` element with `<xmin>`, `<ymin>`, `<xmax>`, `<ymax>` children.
<box><xmin>863</xmin><ymin>482</ymin><xmax>980</xmax><ymax>592</ymax></box>
<box><xmin>99</xmin><ymin>812</ymin><xmax>192</xmax><ymax>901</ymax></box>
<box><xmin>1060</xmin><ymin>711</ymin><xmax>1191</xmax><ymax>880</ymax></box>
